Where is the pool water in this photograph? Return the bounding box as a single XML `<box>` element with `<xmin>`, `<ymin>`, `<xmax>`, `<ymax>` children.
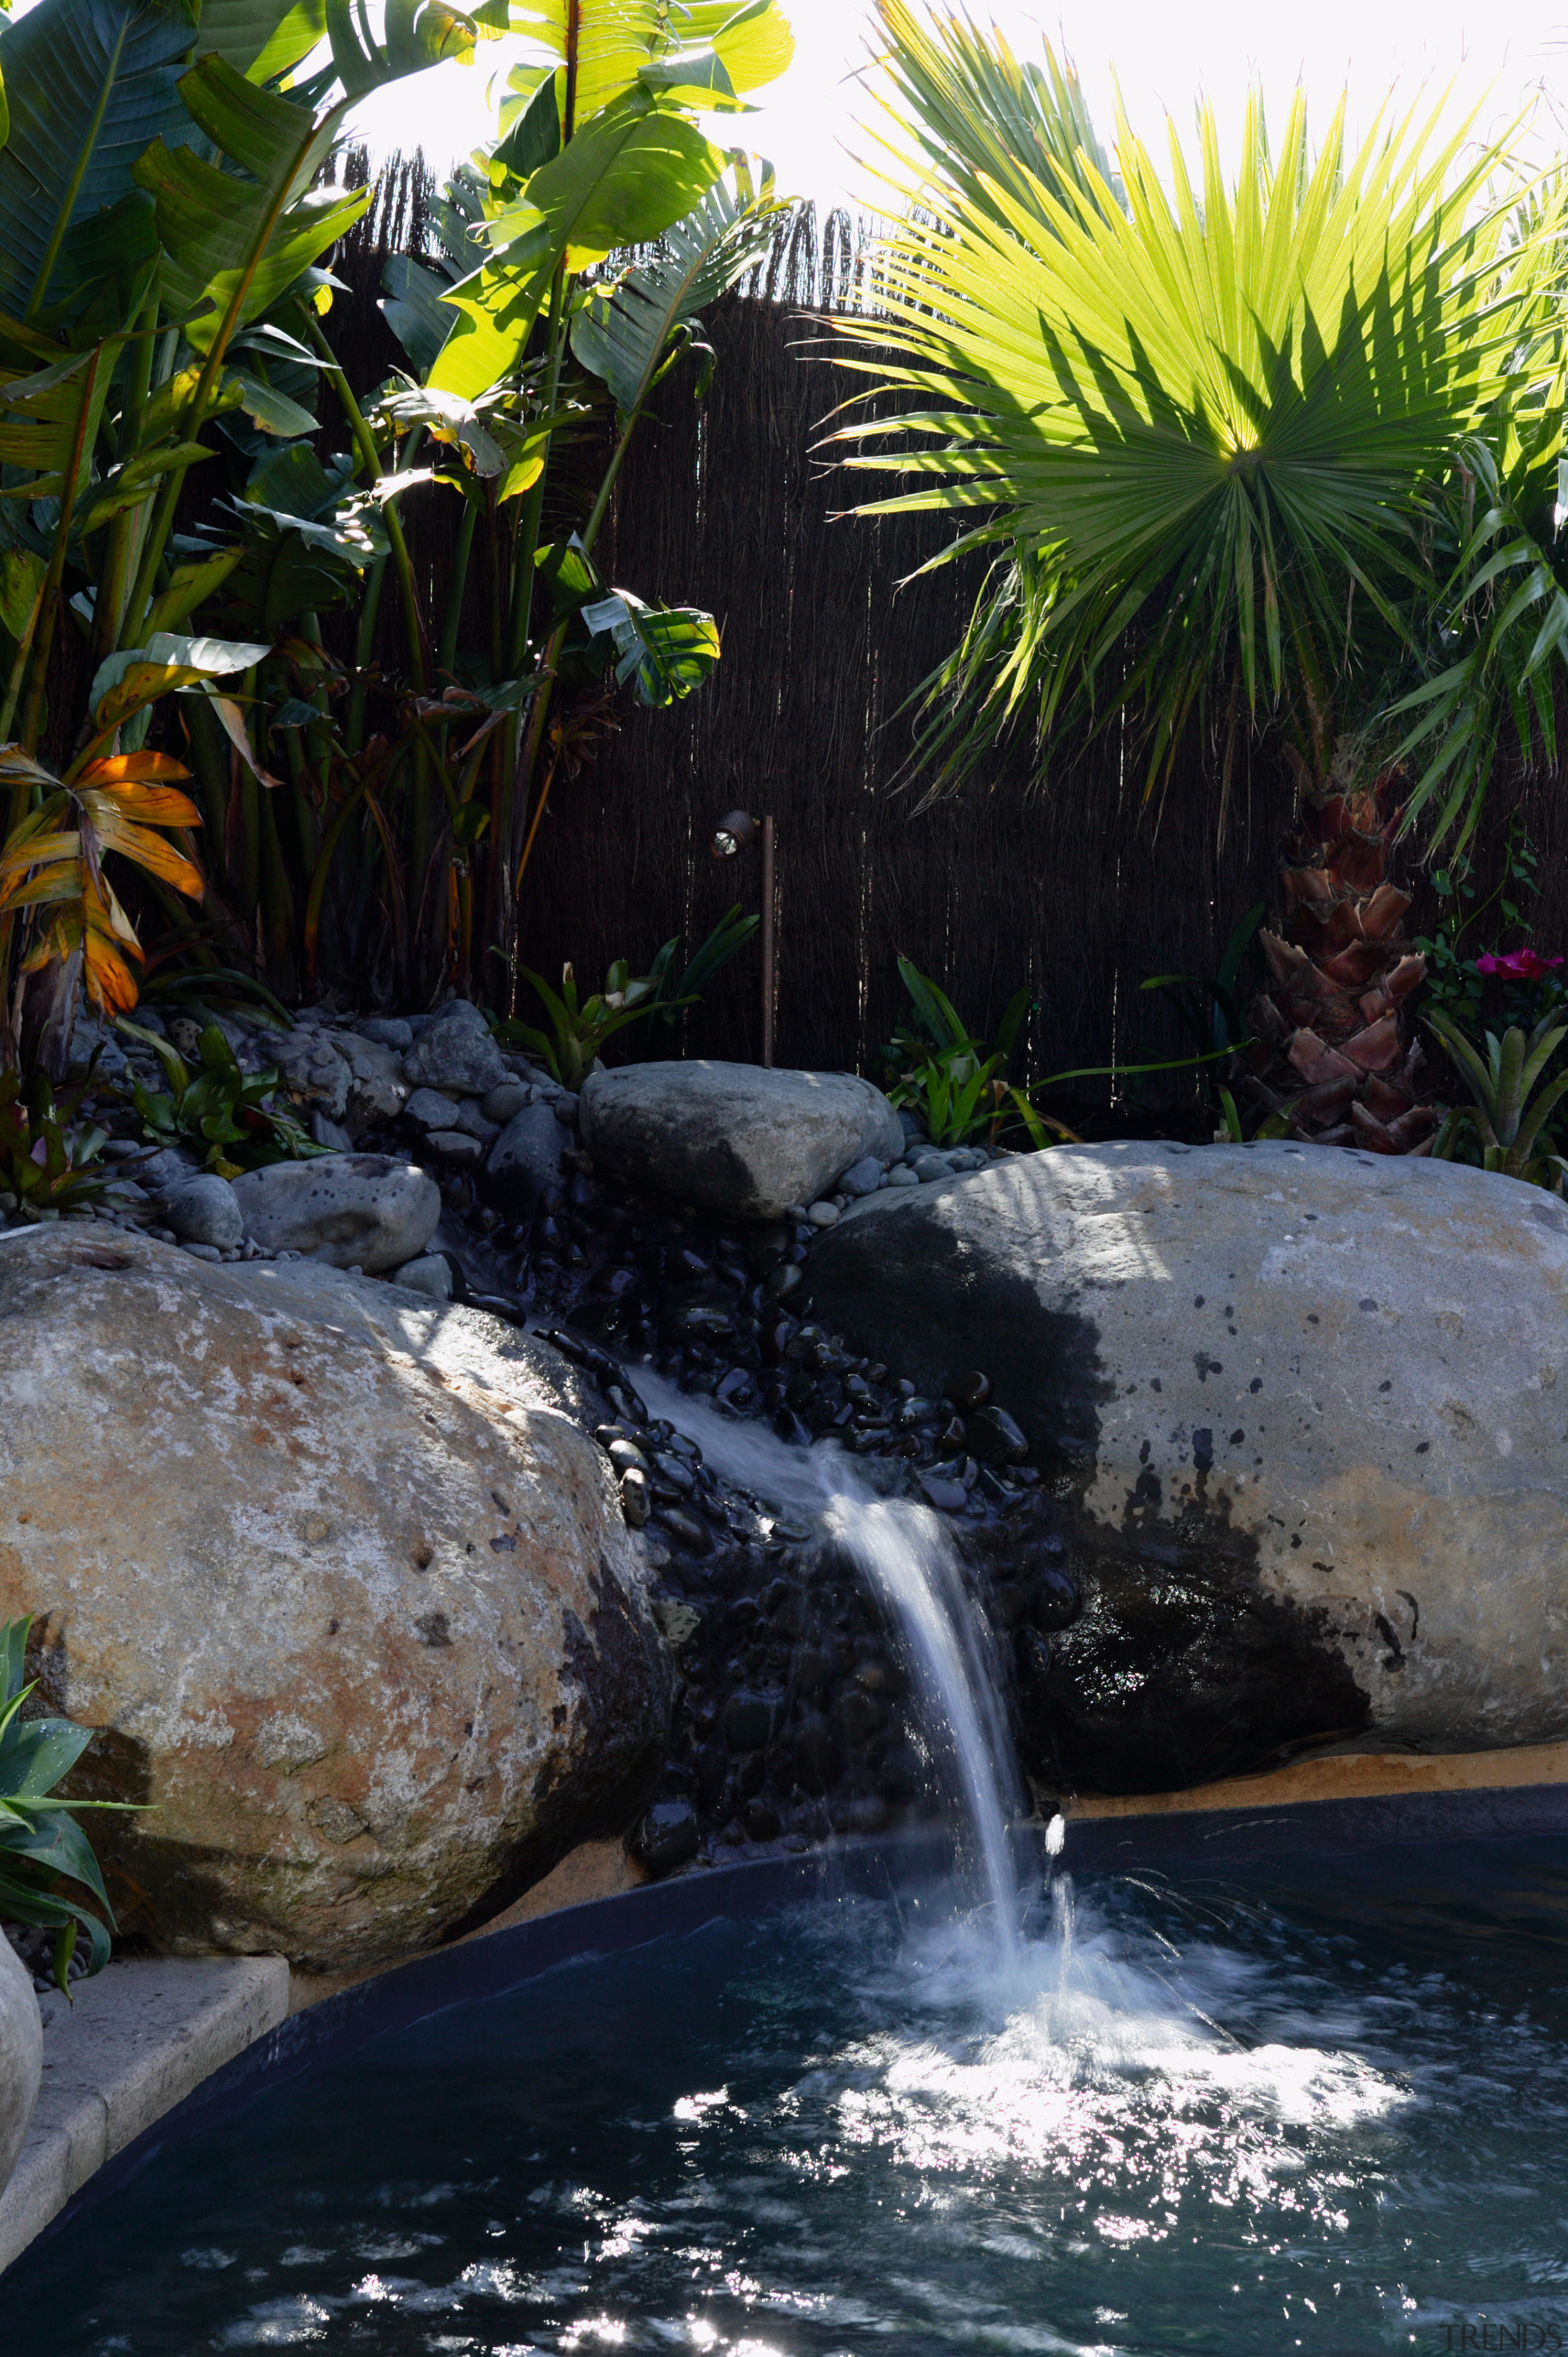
<box><xmin>11</xmin><ymin>1837</ymin><xmax>1568</xmax><ymax>2356</ymax></box>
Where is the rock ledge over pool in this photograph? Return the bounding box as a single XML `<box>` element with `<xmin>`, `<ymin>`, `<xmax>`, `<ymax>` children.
<box><xmin>803</xmin><ymin>1140</ymin><xmax>1568</xmax><ymax>1782</ymax></box>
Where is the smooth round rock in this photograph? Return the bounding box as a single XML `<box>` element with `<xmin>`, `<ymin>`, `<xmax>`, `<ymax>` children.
<box><xmin>356</xmin><ymin>1017</ymin><xmax>413</xmax><ymax>1050</ymax></box>
<box><xmin>805</xmin><ymin>1140</ymin><xmax>1568</xmax><ymax>1783</ymax></box>
<box><xmin>628</xmin><ymin>1798</ymin><xmax>698</xmax><ymax>1876</ymax></box>
<box><xmin>970</xmin><ymin>1403</ymin><xmax>1028</xmax><ymax>1464</ymax></box>
<box><xmin>402</xmin><ymin>1087</ymin><xmax>462</xmax><ymax>1132</ymax></box>
<box><xmin>160</xmin><ymin>1173</ymin><xmax>243</xmax><ymax>1250</ymax></box>
<box><xmin>232</xmin><ymin>1153</ymin><xmax>439</xmax><ymax>1274</ymax></box>
<box><xmin>724</xmin><ymin>1690</ymin><xmax>780</xmax><ymax>1752</ymax></box>
<box><xmin>837</xmin><ymin>1156</ymin><xmax>883</xmax><ymax>1199</ymax></box>
<box><xmin>426</xmin><ymin>1129</ymin><xmax>484</xmax><ymax>1169</ymax></box>
<box><xmin>1031</xmin><ymin>1567</ymin><xmax>1082</xmax><ymax>1631</ymax></box>
<box><xmin>482</xmin><ymin>1081</ymin><xmax>531</xmax><ymax>1125</ymax></box>
<box><xmin>0</xmin><ymin>1931</ymin><xmax>42</xmax><ymax>2198</ymax></box>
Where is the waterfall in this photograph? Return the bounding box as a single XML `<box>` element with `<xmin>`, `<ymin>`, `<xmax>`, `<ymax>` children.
<box><xmin>636</xmin><ymin>1375</ymin><xmax>1023</xmax><ymax>1956</ymax></box>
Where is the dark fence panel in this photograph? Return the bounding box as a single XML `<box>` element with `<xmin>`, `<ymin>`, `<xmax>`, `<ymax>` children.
<box><xmin>518</xmin><ymin>284</ymin><xmax>1296</xmax><ymax>1096</ymax></box>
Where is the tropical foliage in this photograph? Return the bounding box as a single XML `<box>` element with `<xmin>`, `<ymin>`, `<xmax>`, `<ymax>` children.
<box><xmin>1428</xmin><ymin>1009</ymin><xmax>1568</xmax><ymax>1190</ymax></box>
<box><xmin>119</xmin><ymin>1015</ymin><xmax>320</xmax><ymax>1173</ymax></box>
<box><xmin>0</xmin><ymin>1065</ymin><xmax>112</xmax><ymax>1212</ymax></box>
<box><xmin>507</xmin><ymin>907</ymin><xmax>759</xmax><ymax>1085</ymax></box>
<box><xmin>0</xmin><ymin>0</ymin><xmax>792</xmax><ymax>1052</ymax></box>
<box><xmin>835</xmin><ymin>0</ymin><xmax>1568</xmax><ymax>843</ymax></box>
<box><xmin>0</xmin><ymin>1615</ymin><xmax>126</xmax><ymax>1993</ymax></box>
<box><xmin>881</xmin><ymin>955</ymin><xmax>1055</xmax><ymax>1147</ymax></box>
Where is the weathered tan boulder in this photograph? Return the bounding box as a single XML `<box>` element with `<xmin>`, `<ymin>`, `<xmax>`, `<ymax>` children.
<box><xmin>0</xmin><ymin>1229</ymin><xmax>670</xmax><ymax>1970</ymax></box>
<box><xmin>0</xmin><ymin>1933</ymin><xmax>41</xmax><ymax>2195</ymax></box>
<box><xmin>804</xmin><ymin>1141</ymin><xmax>1568</xmax><ymax>1787</ymax></box>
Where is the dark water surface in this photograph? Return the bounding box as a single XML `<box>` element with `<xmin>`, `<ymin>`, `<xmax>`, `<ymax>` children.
<box><xmin>12</xmin><ymin>1836</ymin><xmax>1568</xmax><ymax>2357</ymax></box>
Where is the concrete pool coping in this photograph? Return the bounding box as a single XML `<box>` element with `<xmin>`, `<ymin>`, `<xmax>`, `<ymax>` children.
<box><xmin>4</xmin><ymin>1734</ymin><xmax>1566</xmax><ymax>2281</ymax></box>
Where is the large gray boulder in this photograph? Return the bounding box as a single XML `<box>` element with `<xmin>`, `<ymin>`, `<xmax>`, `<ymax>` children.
<box><xmin>580</xmin><ymin>1061</ymin><xmax>904</xmax><ymax>1220</ymax></box>
<box><xmin>0</xmin><ymin>1934</ymin><xmax>41</xmax><ymax>2197</ymax></box>
<box><xmin>232</xmin><ymin>1152</ymin><xmax>439</xmax><ymax>1273</ymax></box>
<box><xmin>0</xmin><ymin>1230</ymin><xmax>671</xmax><ymax>1970</ymax></box>
<box><xmin>804</xmin><ymin>1141</ymin><xmax>1568</xmax><ymax>1786</ymax></box>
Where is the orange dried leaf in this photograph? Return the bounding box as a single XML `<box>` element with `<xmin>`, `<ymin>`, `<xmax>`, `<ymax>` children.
<box><xmin>0</xmin><ymin>830</ymin><xmax>79</xmax><ymax>877</ymax></box>
<box><xmin>81</xmin><ymin>782</ymin><xmax>201</xmax><ymax>828</ymax></box>
<box><xmin>86</xmin><ymin>810</ymin><xmax>203</xmax><ymax>899</ymax></box>
<box><xmin>78</xmin><ymin>752</ymin><xmax>191</xmax><ymax>788</ymax></box>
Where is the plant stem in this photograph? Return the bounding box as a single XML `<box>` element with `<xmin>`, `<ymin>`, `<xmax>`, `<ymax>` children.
<box><xmin>184</xmin><ymin>693</ymin><xmax>230</xmax><ymax>842</ymax></box>
<box><xmin>438</xmin><ymin>500</ymin><xmax>478</xmax><ymax>679</ymax></box>
<box><xmin>92</xmin><ymin>304</ymin><xmax>159</xmax><ymax>666</ymax></box>
<box><xmin>499</xmin><ymin>269</ymin><xmax>571</xmax><ymax>869</ymax></box>
<box><xmin>120</xmin><ymin>117</ymin><xmax>341</xmax><ymax>652</ymax></box>
<box><xmin>20</xmin><ymin>349</ymin><xmax>104</xmax><ymax>754</ymax></box>
<box><xmin>303</xmin><ymin>738</ymin><xmax>406</xmax><ymax>986</ymax></box>
<box><xmin>347</xmin><ymin>557</ymin><xmax>387</xmax><ymax>752</ymax></box>
<box><xmin>300</xmin><ymin>309</ymin><xmax>428</xmax><ymax>695</ymax></box>
<box><xmin>511</xmin><ymin>399</ymin><xmax>641</xmax><ymax>883</ymax></box>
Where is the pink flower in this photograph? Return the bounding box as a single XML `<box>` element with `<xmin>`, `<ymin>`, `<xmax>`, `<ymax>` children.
<box><xmin>1477</xmin><ymin>947</ymin><xmax>1564</xmax><ymax>981</ymax></box>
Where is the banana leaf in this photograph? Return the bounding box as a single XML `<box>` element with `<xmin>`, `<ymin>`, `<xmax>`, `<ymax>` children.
<box><xmin>0</xmin><ymin>0</ymin><xmax>198</xmax><ymax>317</ymax></box>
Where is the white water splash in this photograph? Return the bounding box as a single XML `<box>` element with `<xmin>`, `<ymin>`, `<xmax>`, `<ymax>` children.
<box><xmin>635</xmin><ymin>1373</ymin><xmax>1023</xmax><ymax>1958</ymax></box>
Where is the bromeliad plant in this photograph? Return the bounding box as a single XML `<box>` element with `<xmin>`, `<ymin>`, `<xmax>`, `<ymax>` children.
<box><xmin>0</xmin><ymin>1616</ymin><xmax>126</xmax><ymax>1994</ymax></box>
<box><xmin>0</xmin><ymin>644</ymin><xmax>231</xmax><ymax>1062</ymax></box>
<box><xmin>640</xmin><ymin>905</ymin><xmax>759</xmax><ymax>1032</ymax></box>
<box><xmin>509</xmin><ymin>957</ymin><xmax>681</xmax><ymax>1087</ymax></box>
<box><xmin>0</xmin><ymin>1068</ymin><xmax>111</xmax><ymax>1213</ymax></box>
<box><xmin>881</xmin><ymin>958</ymin><xmax>1061</xmax><ymax>1147</ymax></box>
<box><xmin>118</xmin><ymin>1017</ymin><xmax>320</xmax><ymax>1175</ymax></box>
<box><xmin>884</xmin><ymin>953</ymin><xmax>1246</xmax><ymax>1145</ymax></box>
<box><xmin>507</xmin><ymin>907</ymin><xmax>759</xmax><ymax>1084</ymax></box>
<box><xmin>1427</xmin><ymin>1008</ymin><xmax>1568</xmax><ymax>1191</ymax></box>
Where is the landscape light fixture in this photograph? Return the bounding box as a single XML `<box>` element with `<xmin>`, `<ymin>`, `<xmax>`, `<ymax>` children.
<box><xmin>710</xmin><ymin>809</ymin><xmax>757</xmax><ymax>859</ymax></box>
<box><xmin>710</xmin><ymin>807</ymin><xmax>775</xmax><ymax>1069</ymax></box>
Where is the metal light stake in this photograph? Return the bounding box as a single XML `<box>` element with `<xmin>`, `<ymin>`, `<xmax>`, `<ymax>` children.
<box><xmin>710</xmin><ymin>808</ymin><xmax>774</xmax><ymax>1068</ymax></box>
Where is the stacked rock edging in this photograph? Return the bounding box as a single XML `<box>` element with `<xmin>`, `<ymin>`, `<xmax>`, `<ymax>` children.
<box><xmin>0</xmin><ymin>1229</ymin><xmax>671</xmax><ymax>1972</ymax></box>
<box><xmin>51</xmin><ymin>1025</ymin><xmax>1567</xmax><ymax>1849</ymax></box>
<box><xmin>802</xmin><ymin>1140</ymin><xmax>1568</xmax><ymax>1787</ymax></box>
